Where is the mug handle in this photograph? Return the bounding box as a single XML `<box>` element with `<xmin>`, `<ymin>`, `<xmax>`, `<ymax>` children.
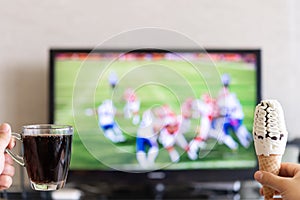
<box><xmin>5</xmin><ymin>132</ymin><xmax>25</xmax><ymax>167</ymax></box>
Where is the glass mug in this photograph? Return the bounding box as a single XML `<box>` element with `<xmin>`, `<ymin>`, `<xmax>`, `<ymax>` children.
<box><xmin>6</xmin><ymin>124</ymin><xmax>73</xmax><ymax>191</ymax></box>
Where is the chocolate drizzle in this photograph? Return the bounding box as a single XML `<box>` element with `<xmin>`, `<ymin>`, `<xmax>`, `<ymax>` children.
<box><xmin>262</xmin><ymin>102</ymin><xmax>284</xmax><ymax>141</ymax></box>
<box><xmin>254</xmin><ymin>132</ymin><xmax>264</xmax><ymax>140</ymax></box>
<box><xmin>253</xmin><ymin>99</ymin><xmax>288</xmax><ymax>156</ymax></box>
<box><xmin>265</xmin><ymin>132</ymin><xmax>284</xmax><ymax>141</ymax></box>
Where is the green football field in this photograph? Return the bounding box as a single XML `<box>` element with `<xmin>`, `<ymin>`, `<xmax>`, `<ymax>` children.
<box><xmin>54</xmin><ymin>57</ymin><xmax>257</xmax><ymax>171</ymax></box>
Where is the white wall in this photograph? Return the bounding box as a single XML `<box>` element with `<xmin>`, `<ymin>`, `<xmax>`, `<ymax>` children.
<box><xmin>1</xmin><ymin>0</ymin><xmax>300</xmax><ymax>189</ymax></box>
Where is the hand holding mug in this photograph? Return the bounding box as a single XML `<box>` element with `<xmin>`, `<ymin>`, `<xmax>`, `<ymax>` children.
<box><xmin>6</xmin><ymin>124</ymin><xmax>73</xmax><ymax>191</ymax></box>
<box><xmin>0</xmin><ymin>123</ymin><xmax>15</xmax><ymax>190</ymax></box>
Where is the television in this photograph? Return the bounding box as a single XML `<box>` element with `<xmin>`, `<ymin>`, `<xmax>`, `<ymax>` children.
<box><xmin>49</xmin><ymin>48</ymin><xmax>261</xmax><ymax>198</ymax></box>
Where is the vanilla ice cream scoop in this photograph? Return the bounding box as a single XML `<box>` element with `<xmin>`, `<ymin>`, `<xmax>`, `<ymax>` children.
<box><xmin>253</xmin><ymin>100</ymin><xmax>288</xmax><ymax>156</ymax></box>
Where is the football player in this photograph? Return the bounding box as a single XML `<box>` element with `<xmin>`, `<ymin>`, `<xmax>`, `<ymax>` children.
<box><xmin>188</xmin><ymin>94</ymin><xmax>218</xmax><ymax>159</ymax></box>
<box><xmin>136</xmin><ymin>110</ymin><xmax>159</xmax><ymax>168</ymax></box>
<box><xmin>123</xmin><ymin>88</ymin><xmax>141</xmax><ymax>125</ymax></box>
<box><xmin>217</xmin><ymin>74</ymin><xmax>252</xmax><ymax>148</ymax></box>
<box><xmin>158</xmin><ymin>106</ymin><xmax>197</xmax><ymax>162</ymax></box>
<box><xmin>97</xmin><ymin>99</ymin><xmax>126</xmax><ymax>143</ymax></box>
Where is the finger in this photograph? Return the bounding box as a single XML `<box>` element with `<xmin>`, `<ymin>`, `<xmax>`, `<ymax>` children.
<box><xmin>7</xmin><ymin>138</ymin><xmax>16</xmax><ymax>150</ymax></box>
<box><xmin>279</xmin><ymin>162</ymin><xmax>300</xmax><ymax>177</ymax></box>
<box><xmin>254</xmin><ymin>171</ymin><xmax>288</xmax><ymax>192</ymax></box>
<box><xmin>4</xmin><ymin>153</ymin><xmax>14</xmax><ymax>165</ymax></box>
<box><xmin>259</xmin><ymin>185</ymin><xmax>281</xmax><ymax>196</ymax></box>
<box><xmin>0</xmin><ymin>175</ymin><xmax>13</xmax><ymax>190</ymax></box>
<box><xmin>0</xmin><ymin>123</ymin><xmax>11</xmax><ymax>153</ymax></box>
<box><xmin>259</xmin><ymin>187</ymin><xmax>264</xmax><ymax>195</ymax></box>
<box><xmin>1</xmin><ymin>163</ymin><xmax>15</xmax><ymax>177</ymax></box>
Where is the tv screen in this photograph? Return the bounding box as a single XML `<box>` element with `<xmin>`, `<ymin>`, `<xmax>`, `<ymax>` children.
<box><xmin>49</xmin><ymin>48</ymin><xmax>261</xmax><ymax>193</ymax></box>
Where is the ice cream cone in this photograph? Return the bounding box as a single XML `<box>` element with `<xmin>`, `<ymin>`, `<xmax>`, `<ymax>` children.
<box><xmin>253</xmin><ymin>100</ymin><xmax>288</xmax><ymax>200</ymax></box>
<box><xmin>258</xmin><ymin>154</ymin><xmax>282</xmax><ymax>200</ymax></box>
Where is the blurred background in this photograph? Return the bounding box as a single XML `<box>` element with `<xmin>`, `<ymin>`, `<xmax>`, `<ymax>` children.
<box><xmin>1</xmin><ymin>0</ymin><xmax>300</xmax><ymax>191</ymax></box>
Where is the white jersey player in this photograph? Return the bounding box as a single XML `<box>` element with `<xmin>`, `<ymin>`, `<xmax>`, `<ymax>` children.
<box><xmin>136</xmin><ymin>110</ymin><xmax>159</xmax><ymax>168</ymax></box>
<box><xmin>108</xmin><ymin>71</ymin><xmax>118</xmax><ymax>90</ymax></box>
<box><xmin>123</xmin><ymin>88</ymin><xmax>140</xmax><ymax>125</ymax></box>
<box><xmin>188</xmin><ymin>94</ymin><xmax>217</xmax><ymax>159</ymax></box>
<box><xmin>97</xmin><ymin>99</ymin><xmax>126</xmax><ymax>143</ymax></box>
<box><xmin>217</xmin><ymin>77</ymin><xmax>252</xmax><ymax>149</ymax></box>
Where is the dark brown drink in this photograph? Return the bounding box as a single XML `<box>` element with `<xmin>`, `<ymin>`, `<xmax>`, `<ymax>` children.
<box><xmin>23</xmin><ymin>134</ymin><xmax>72</xmax><ymax>185</ymax></box>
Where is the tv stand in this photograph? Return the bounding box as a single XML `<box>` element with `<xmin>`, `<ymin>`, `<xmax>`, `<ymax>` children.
<box><xmin>192</xmin><ymin>181</ymin><xmax>241</xmax><ymax>193</ymax></box>
<box><xmin>149</xmin><ymin>181</ymin><xmax>242</xmax><ymax>200</ymax></box>
<box><xmin>2</xmin><ymin>180</ymin><xmax>261</xmax><ymax>199</ymax></box>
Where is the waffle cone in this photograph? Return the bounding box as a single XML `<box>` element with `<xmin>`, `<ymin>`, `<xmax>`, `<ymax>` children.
<box><xmin>258</xmin><ymin>154</ymin><xmax>282</xmax><ymax>200</ymax></box>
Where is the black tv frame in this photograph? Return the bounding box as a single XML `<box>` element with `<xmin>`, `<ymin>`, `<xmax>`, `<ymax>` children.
<box><xmin>49</xmin><ymin>48</ymin><xmax>261</xmax><ymax>197</ymax></box>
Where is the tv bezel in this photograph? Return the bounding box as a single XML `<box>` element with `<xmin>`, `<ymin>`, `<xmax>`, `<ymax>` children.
<box><xmin>49</xmin><ymin>48</ymin><xmax>261</xmax><ymax>188</ymax></box>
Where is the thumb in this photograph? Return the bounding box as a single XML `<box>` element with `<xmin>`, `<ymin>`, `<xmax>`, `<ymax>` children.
<box><xmin>254</xmin><ymin>171</ymin><xmax>287</xmax><ymax>192</ymax></box>
<box><xmin>0</xmin><ymin>123</ymin><xmax>11</xmax><ymax>175</ymax></box>
<box><xmin>0</xmin><ymin>123</ymin><xmax>11</xmax><ymax>153</ymax></box>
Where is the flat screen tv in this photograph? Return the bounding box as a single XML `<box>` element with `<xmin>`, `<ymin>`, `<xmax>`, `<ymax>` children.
<box><xmin>49</xmin><ymin>48</ymin><xmax>261</xmax><ymax>197</ymax></box>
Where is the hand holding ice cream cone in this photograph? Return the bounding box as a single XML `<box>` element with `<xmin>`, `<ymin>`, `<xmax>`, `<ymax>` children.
<box><xmin>253</xmin><ymin>100</ymin><xmax>288</xmax><ymax>199</ymax></box>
